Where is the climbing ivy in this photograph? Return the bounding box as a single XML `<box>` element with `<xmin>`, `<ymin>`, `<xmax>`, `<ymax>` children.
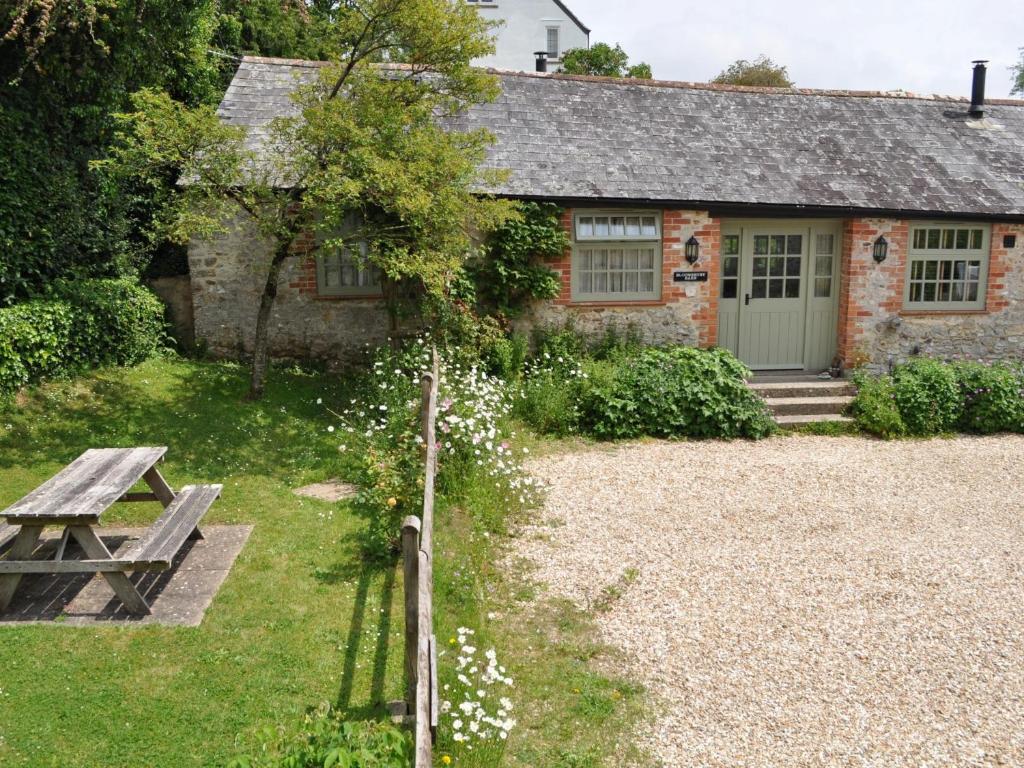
<box><xmin>469</xmin><ymin>201</ymin><xmax>569</xmax><ymax>316</ymax></box>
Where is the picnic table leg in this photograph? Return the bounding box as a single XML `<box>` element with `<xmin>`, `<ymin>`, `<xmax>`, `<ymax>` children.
<box><xmin>143</xmin><ymin>466</ymin><xmax>176</xmax><ymax>507</ymax></box>
<box><xmin>54</xmin><ymin>527</ymin><xmax>71</xmax><ymax>561</ymax></box>
<box><xmin>0</xmin><ymin>525</ymin><xmax>44</xmax><ymax>613</ymax></box>
<box><xmin>68</xmin><ymin>526</ymin><xmax>151</xmax><ymax>616</ymax></box>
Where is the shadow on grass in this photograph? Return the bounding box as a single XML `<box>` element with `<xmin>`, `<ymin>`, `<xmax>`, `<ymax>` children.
<box><xmin>0</xmin><ymin>359</ymin><xmax>354</xmax><ymax>484</ymax></box>
<box><xmin>313</xmin><ymin>527</ymin><xmax>402</xmax><ymax>721</ymax></box>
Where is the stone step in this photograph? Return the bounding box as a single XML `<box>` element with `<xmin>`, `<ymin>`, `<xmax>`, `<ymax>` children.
<box><xmin>750</xmin><ymin>380</ymin><xmax>857</xmax><ymax>399</ymax></box>
<box><xmin>765</xmin><ymin>395</ymin><xmax>855</xmax><ymax>416</ymax></box>
<box><xmin>776</xmin><ymin>413</ymin><xmax>856</xmax><ymax>426</ymax></box>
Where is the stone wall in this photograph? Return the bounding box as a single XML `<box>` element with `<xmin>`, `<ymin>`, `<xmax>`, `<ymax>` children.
<box><xmin>147</xmin><ymin>275</ymin><xmax>195</xmax><ymax>348</ymax></box>
<box><xmin>188</xmin><ymin>215</ymin><xmax>391</xmax><ymax>361</ymax></box>
<box><xmin>838</xmin><ymin>218</ymin><xmax>1024</xmax><ymax>369</ymax></box>
<box><xmin>515</xmin><ymin>208</ymin><xmax>721</xmax><ymax>346</ymax></box>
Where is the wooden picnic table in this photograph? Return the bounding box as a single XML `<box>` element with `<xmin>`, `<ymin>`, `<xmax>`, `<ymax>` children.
<box><xmin>0</xmin><ymin>447</ymin><xmax>221</xmax><ymax>616</ymax></box>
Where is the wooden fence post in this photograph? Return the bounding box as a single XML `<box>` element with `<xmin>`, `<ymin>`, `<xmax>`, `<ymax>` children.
<box><xmin>415</xmin><ymin>549</ymin><xmax>433</xmax><ymax>766</ymax></box>
<box><xmin>401</xmin><ymin>516</ymin><xmax>422</xmax><ymax>713</ymax></box>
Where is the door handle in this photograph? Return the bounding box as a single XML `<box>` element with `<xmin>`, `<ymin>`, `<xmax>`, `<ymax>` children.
<box><xmin>744</xmin><ymin>293</ymin><xmax>751</xmax><ymax>306</ymax></box>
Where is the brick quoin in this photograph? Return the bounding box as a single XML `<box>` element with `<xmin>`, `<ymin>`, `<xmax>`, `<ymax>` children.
<box><xmin>553</xmin><ymin>207</ymin><xmax>720</xmax><ymax>347</ymax></box>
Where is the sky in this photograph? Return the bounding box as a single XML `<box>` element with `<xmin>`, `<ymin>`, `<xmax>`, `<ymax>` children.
<box><xmin>567</xmin><ymin>0</ymin><xmax>1023</xmax><ymax>98</ymax></box>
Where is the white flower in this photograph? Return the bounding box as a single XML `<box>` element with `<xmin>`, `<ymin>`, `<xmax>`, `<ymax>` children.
<box><xmin>327</xmin><ymin>426</ymin><xmax>335</xmax><ymax>433</ymax></box>
<box><xmin>316</xmin><ymin>397</ymin><xmax>323</xmax><ymax>405</ymax></box>
<box><xmin>453</xmin><ymin>719</ymin><xmax>462</xmax><ymax>730</ymax></box>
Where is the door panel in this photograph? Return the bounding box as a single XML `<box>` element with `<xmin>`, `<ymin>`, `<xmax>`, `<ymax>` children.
<box><xmin>738</xmin><ymin>227</ymin><xmax>807</xmax><ymax>369</ymax></box>
<box><xmin>716</xmin><ymin>220</ymin><xmax>841</xmax><ymax>372</ymax></box>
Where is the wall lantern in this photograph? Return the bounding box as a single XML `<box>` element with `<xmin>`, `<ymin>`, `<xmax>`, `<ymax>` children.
<box><xmin>685</xmin><ymin>236</ymin><xmax>700</xmax><ymax>265</ymax></box>
<box><xmin>873</xmin><ymin>235</ymin><xmax>889</xmax><ymax>263</ymax></box>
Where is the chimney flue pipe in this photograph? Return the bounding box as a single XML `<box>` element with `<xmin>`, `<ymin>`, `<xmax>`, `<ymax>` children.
<box><xmin>969</xmin><ymin>60</ymin><xmax>988</xmax><ymax>117</ymax></box>
<box><xmin>534</xmin><ymin>51</ymin><xmax>548</xmax><ymax>73</ymax></box>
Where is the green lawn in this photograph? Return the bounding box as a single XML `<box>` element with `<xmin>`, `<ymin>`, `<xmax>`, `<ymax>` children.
<box><xmin>0</xmin><ymin>358</ymin><xmax>405</xmax><ymax>767</ymax></box>
<box><xmin>0</xmin><ymin>357</ymin><xmax>652</xmax><ymax>768</ymax></box>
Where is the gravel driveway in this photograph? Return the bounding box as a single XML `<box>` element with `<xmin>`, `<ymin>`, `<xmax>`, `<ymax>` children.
<box><xmin>516</xmin><ymin>436</ymin><xmax>1024</xmax><ymax>767</ymax></box>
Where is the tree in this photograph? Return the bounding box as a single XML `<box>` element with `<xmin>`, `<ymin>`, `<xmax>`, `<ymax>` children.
<box><xmin>560</xmin><ymin>42</ymin><xmax>652</xmax><ymax>80</ymax></box>
<box><xmin>712</xmin><ymin>55</ymin><xmax>793</xmax><ymax>88</ymax></box>
<box><xmin>0</xmin><ymin>0</ymin><xmax>222</xmax><ymax>303</ymax></box>
<box><xmin>1013</xmin><ymin>48</ymin><xmax>1024</xmax><ymax>95</ymax></box>
<box><xmin>101</xmin><ymin>0</ymin><xmax>513</xmax><ymax>399</ymax></box>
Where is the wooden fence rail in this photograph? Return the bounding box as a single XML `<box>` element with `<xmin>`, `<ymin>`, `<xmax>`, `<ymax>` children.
<box><xmin>401</xmin><ymin>348</ymin><xmax>440</xmax><ymax>767</ymax></box>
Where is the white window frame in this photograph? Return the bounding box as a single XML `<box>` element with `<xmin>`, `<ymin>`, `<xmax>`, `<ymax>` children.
<box><xmin>904</xmin><ymin>222</ymin><xmax>990</xmax><ymax>311</ymax></box>
<box><xmin>571</xmin><ymin>211</ymin><xmax>662</xmax><ymax>303</ymax></box>
<box><xmin>316</xmin><ymin>214</ymin><xmax>383</xmax><ymax>298</ymax></box>
<box><xmin>546</xmin><ymin>26</ymin><xmax>560</xmax><ymax>59</ymax></box>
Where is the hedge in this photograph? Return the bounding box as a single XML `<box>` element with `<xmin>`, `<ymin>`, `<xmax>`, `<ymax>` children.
<box><xmin>0</xmin><ymin>279</ymin><xmax>165</xmax><ymax>398</ymax></box>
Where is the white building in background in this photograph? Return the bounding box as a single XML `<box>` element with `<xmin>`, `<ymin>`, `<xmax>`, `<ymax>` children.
<box><xmin>467</xmin><ymin>0</ymin><xmax>590</xmax><ymax>72</ymax></box>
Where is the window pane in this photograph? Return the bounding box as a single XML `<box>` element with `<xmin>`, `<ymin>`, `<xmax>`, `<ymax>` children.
<box><xmin>951</xmin><ymin>283</ymin><xmax>964</xmax><ymax>302</ymax></box>
<box><xmin>971</xmin><ymin>229</ymin><xmax>983</xmax><ymax>249</ymax></box>
<box><xmin>610</xmin><ymin>217</ymin><xmax>625</xmax><ymax>237</ymax></box>
<box><xmin>768</xmin><ymin>279</ymin><xmax>784</xmax><ymax>298</ymax></box>
<box><xmin>723</xmin><ymin>234</ymin><xmax>740</xmax><ymax>256</ymax></box>
<box><xmin>913</xmin><ymin>229</ymin><xmax>926</xmax><ymax>249</ymax></box>
<box><xmin>923</xmin><ymin>283</ymin><xmax>936</xmax><ymax>301</ymax></box>
<box><xmin>911</xmin><ymin>260</ymin><xmax>924</xmax><ymax>279</ymax></box>
<box><xmin>624</xmin><ymin>250</ymin><xmax>638</xmax><ymax>270</ymax></box>
<box><xmin>640</xmin><ymin>272</ymin><xmax>654</xmax><ymax>292</ymax></box>
<box><xmin>785</xmin><ymin>278</ymin><xmax>800</xmax><ymax>298</ymax></box>
<box><xmin>967</xmin><ymin>283</ymin><xmax>979</xmax><ymax>301</ymax></box>
<box><xmin>609</xmin><ymin>249</ymin><xmax>623</xmax><ymax>269</ymax></box>
<box><xmin>625</xmin><ymin>216</ymin><xmax>640</xmax><ymax>236</ymax></box>
<box><xmin>580</xmin><ymin>249</ymin><xmax>592</xmax><ymax>269</ymax></box>
<box><xmin>770</xmin><ymin>235</ymin><xmax>786</xmax><ymax>255</ymax></box>
<box><xmin>927</xmin><ymin>229</ymin><xmax>940</xmax><ymax>248</ymax></box>
<box><xmin>815</xmin><ymin>255</ymin><xmax>833</xmax><ymax>276</ymax></box>
<box><xmin>752</xmin><ymin>257</ymin><xmax>767</xmax><ymax>277</ymax></box>
<box><xmin>968</xmin><ymin>261</ymin><xmax>981</xmax><ymax>280</ymax></box>
<box><xmin>723</xmin><ymin>255</ymin><xmax>739</xmax><ymax>277</ymax></box>
<box><xmin>624</xmin><ymin>272</ymin><xmax>638</xmax><ymax>292</ymax></box>
<box><xmin>942</xmin><ymin>229</ymin><xmax>955</xmax><ymax>249</ymax></box>
<box><xmin>785</xmin><ymin>256</ymin><xmax>801</xmax><ymax>276</ymax></box>
<box><xmin>580</xmin><ymin>273</ymin><xmax>592</xmax><ymax>293</ymax></box>
<box><xmin>924</xmin><ymin>261</ymin><xmax>938</xmax><ymax>280</ymax></box>
<box><xmin>816</xmin><ymin>234</ymin><xmax>835</xmax><ymax>255</ymax></box>
<box><xmin>594</xmin><ymin>217</ymin><xmax>609</xmax><ymax>237</ymax></box>
<box><xmin>814</xmin><ymin>277</ymin><xmax>831</xmax><ymax>298</ymax></box>
<box><xmin>938</xmin><ymin>283</ymin><xmax>951</xmax><ymax>301</ymax></box>
<box><xmin>955</xmin><ymin>229</ymin><xmax>969</xmax><ymax>249</ymax></box>
<box><xmin>769</xmin><ymin>256</ymin><xmax>785</xmax><ymax>276</ymax></box>
<box><xmin>641</xmin><ymin>216</ymin><xmax>657</xmax><ymax>236</ymax></box>
<box><xmin>787</xmin><ymin>235</ymin><xmax>803</xmax><ymax>255</ymax></box>
<box><xmin>639</xmin><ymin>250</ymin><xmax>654</xmax><ymax>269</ymax></box>
<box><xmin>939</xmin><ymin>260</ymin><xmax>952</xmax><ymax>280</ymax></box>
<box><xmin>578</xmin><ymin>217</ymin><xmax>593</xmax><ymax>238</ymax></box>
<box><xmin>909</xmin><ymin>283</ymin><xmax>922</xmax><ymax>302</ymax></box>
<box><xmin>594</xmin><ymin>250</ymin><xmax>608</xmax><ymax>269</ymax></box>
<box><xmin>547</xmin><ymin>27</ymin><xmax>559</xmax><ymax>57</ymax></box>
<box><xmin>609</xmin><ymin>272</ymin><xmax>623</xmax><ymax>292</ymax></box>
<box><xmin>722</xmin><ymin>279</ymin><xmax>738</xmax><ymax>299</ymax></box>
<box><xmin>751</xmin><ymin>279</ymin><xmax>767</xmax><ymax>299</ymax></box>
<box><xmin>753</xmin><ymin>236</ymin><xmax>768</xmax><ymax>255</ymax></box>
<box><xmin>594</xmin><ymin>272</ymin><xmax>607</xmax><ymax>292</ymax></box>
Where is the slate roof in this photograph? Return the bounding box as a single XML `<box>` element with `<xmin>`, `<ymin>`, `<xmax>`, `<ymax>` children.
<box><xmin>220</xmin><ymin>57</ymin><xmax>1024</xmax><ymax>219</ymax></box>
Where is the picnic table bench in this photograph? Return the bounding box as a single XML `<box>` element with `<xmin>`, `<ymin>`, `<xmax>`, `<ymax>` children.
<box><xmin>0</xmin><ymin>447</ymin><xmax>221</xmax><ymax>616</ymax></box>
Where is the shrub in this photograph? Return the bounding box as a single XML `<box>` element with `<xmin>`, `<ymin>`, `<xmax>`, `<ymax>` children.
<box><xmin>891</xmin><ymin>358</ymin><xmax>962</xmax><ymax>435</ymax></box>
<box><xmin>953</xmin><ymin>361</ymin><xmax>1024</xmax><ymax>434</ymax></box>
<box><xmin>327</xmin><ymin>337</ymin><xmax>539</xmax><ymax>559</ymax></box>
<box><xmin>850</xmin><ymin>373</ymin><xmax>905</xmax><ymax>438</ymax></box>
<box><xmin>578</xmin><ymin>346</ymin><xmax>775</xmax><ymax>440</ymax></box>
<box><xmin>0</xmin><ymin>278</ymin><xmax>164</xmax><ymax>398</ymax></box>
<box><xmin>227</xmin><ymin>705</ymin><xmax>412</xmax><ymax>768</ymax></box>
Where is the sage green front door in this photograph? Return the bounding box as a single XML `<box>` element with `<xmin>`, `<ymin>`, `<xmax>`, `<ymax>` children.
<box><xmin>738</xmin><ymin>226</ymin><xmax>808</xmax><ymax>369</ymax></box>
<box><xmin>718</xmin><ymin>220</ymin><xmax>841</xmax><ymax>371</ymax></box>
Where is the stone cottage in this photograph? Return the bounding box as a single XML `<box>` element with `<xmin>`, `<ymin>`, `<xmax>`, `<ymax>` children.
<box><xmin>189</xmin><ymin>57</ymin><xmax>1024</xmax><ymax>372</ymax></box>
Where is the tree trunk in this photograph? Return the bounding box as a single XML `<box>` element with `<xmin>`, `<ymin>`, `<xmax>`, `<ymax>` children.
<box><xmin>248</xmin><ymin>243</ymin><xmax>292</xmax><ymax>400</ymax></box>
